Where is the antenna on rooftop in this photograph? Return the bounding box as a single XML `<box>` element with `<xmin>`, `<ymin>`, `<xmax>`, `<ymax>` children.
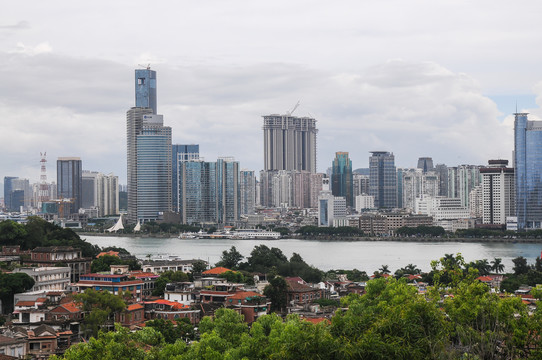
<box><xmin>286</xmin><ymin>100</ymin><xmax>300</xmax><ymax>116</ymax></box>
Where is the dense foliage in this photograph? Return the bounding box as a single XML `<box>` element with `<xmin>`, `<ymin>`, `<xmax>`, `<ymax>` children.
<box><xmin>296</xmin><ymin>225</ymin><xmax>364</xmax><ymax>236</ymax></box>
<box><xmin>0</xmin><ymin>217</ymin><xmax>100</xmax><ymax>257</ymax></box>
<box><xmin>0</xmin><ymin>272</ymin><xmax>35</xmax><ymax>313</ymax></box>
<box><xmin>395</xmin><ymin>225</ymin><xmax>446</xmax><ymax>237</ymax></box>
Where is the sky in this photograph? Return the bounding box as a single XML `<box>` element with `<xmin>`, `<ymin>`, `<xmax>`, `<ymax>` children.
<box><xmin>2</xmin><ymin>1</ymin><xmax>542</xmax><ymax>187</ymax></box>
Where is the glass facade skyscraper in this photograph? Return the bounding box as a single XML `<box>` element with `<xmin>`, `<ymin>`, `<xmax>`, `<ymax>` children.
<box><xmin>172</xmin><ymin>144</ymin><xmax>200</xmax><ymax>212</ymax></box>
<box><xmin>331</xmin><ymin>152</ymin><xmax>353</xmax><ymax>207</ymax></box>
<box><xmin>369</xmin><ymin>151</ymin><xmax>397</xmax><ymax>209</ymax></box>
<box><xmin>57</xmin><ymin>157</ymin><xmax>82</xmax><ymax>215</ymax></box>
<box><xmin>514</xmin><ymin>112</ymin><xmax>542</xmax><ymax>230</ymax></box>
<box><xmin>135</xmin><ymin>69</ymin><xmax>157</xmax><ymax>114</ymax></box>
<box><xmin>178</xmin><ymin>158</ymin><xmax>240</xmax><ymax>225</ymax></box>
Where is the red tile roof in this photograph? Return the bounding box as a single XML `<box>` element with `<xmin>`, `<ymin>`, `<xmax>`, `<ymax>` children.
<box><xmin>15</xmin><ymin>301</ymin><xmax>35</xmax><ymax>307</ymax></box>
<box><xmin>96</xmin><ymin>251</ymin><xmax>119</xmax><ymax>258</ymax></box>
<box><xmin>202</xmin><ymin>267</ymin><xmax>232</xmax><ymax>275</ymax></box>
<box><xmin>229</xmin><ymin>291</ymin><xmax>262</xmax><ymax>300</ymax></box>
<box><xmin>477</xmin><ymin>276</ymin><xmax>493</xmax><ymax>282</ymax></box>
<box><xmin>150</xmin><ymin>299</ymin><xmax>189</xmax><ymax>310</ymax></box>
<box><xmin>127</xmin><ymin>304</ymin><xmax>144</xmax><ymax>311</ymax></box>
<box><xmin>303</xmin><ymin>317</ymin><xmax>331</xmax><ymax>325</ymax></box>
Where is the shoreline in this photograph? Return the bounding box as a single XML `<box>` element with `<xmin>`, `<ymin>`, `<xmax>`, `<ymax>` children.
<box><xmin>76</xmin><ymin>232</ymin><xmax>542</xmax><ymax>243</ymax></box>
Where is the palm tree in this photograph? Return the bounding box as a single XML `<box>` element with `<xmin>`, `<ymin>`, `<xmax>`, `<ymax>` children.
<box><xmin>491</xmin><ymin>258</ymin><xmax>504</xmax><ymax>274</ymax></box>
<box><xmin>379</xmin><ymin>265</ymin><xmax>390</xmax><ymax>274</ymax></box>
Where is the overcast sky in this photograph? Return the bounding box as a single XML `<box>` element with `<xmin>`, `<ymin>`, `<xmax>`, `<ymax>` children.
<box><xmin>2</xmin><ymin>1</ymin><xmax>542</xmax><ymax>187</ymax></box>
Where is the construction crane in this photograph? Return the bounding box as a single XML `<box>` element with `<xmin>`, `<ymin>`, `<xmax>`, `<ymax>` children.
<box><xmin>286</xmin><ymin>101</ymin><xmax>300</xmax><ymax>116</ymax></box>
<box><xmin>138</xmin><ymin>63</ymin><xmax>151</xmax><ymax>70</ymax></box>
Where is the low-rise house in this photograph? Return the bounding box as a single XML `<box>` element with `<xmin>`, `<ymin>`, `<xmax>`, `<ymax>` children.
<box><xmin>130</xmin><ymin>271</ymin><xmax>159</xmax><ymax>299</ymax></box>
<box><xmin>0</xmin><ymin>334</ymin><xmax>26</xmax><ymax>358</ymax></box>
<box><xmin>13</xmin><ymin>267</ymin><xmax>71</xmax><ymax>292</ymax></box>
<box><xmin>115</xmin><ymin>304</ymin><xmax>145</xmax><ymax>329</ymax></box>
<box><xmin>75</xmin><ymin>274</ymin><xmax>143</xmax><ymax>301</ymax></box>
<box><xmin>140</xmin><ymin>259</ymin><xmax>204</xmax><ymax>274</ymax></box>
<box><xmin>285</xmin><ymin>277</ymin><xmax>324</xmax><ymax>307</ymax></box>
<box><xmin>164</xmin><ymin>282</ymin><xmax>197</xmax><ymax>306</ymax></box>
<box><xmin>202</xmin><ymin>267</ymin><xmax>232</xmax><ymax>276</ymax></box>
<box><xmin>226</xmin><ymin>291</ymin><xmax>270</xmax><ymax>324</ymax></box>
<box><xmin>27</xmin><ymin>246</ymin><xmax>91</xmax><ymax>283</ymax></box>
<box><xmin>144</xmin><ymin>300</ymin><xmax>201</xmax><ymax>325</ymax></box>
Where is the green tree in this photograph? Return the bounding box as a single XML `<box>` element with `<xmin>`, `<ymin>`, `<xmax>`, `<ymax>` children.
<box><xmin>152</xmin><ymin>270</ymin><xmax>190</xmax><ymax>297</ymax></box>
<box><xmin>332</xmin><ymin>278</ymin><xmax>447</xmax><ymax>359</ymax></box>
<box><xmin>491</xmin><ymin>257</ymin><xmax>505</xmax><ymax>274</ymax></box>
<box><xmin>513</xmin><ymin>256</ymin><xmax>530</xmax><ymax>275</ymax></box>
<box><xmin>146</xmin><ymin>318</ymin><xmax>195</xmax><ymax>344</ymax></box>
<box><xmin>91</xmin><ymin>254</ymin><xmax>124</xmax><ymax>273</ymax></box>
<box><xmin>73</xmin><ymin>289</ymin><xmax>126</xmax><ymax>338</ymax></box>
<box><xmin>215</xmin><ymin>246</ymin><xmax>244</xmax><ymax>269</ymax></box>
<box><xmin>191</xmin><ymin>260</ymin><xmax>207</xmax><ymax>275</ymax></box>
<box><xmin>263</xmin><ymin>275</ymin><xmax>288</xmax><ymax>312</ymax></box>
<box><xmin>0</xmin><ymin>272</ymin><xmax>35</xmax><ymax>313</ymax></box>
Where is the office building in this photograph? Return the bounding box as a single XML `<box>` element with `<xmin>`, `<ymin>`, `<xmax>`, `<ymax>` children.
<box><xmin>127</xmin><ymin>68</ymin><xmax>172</xmax><ymax>223</ymax></box>
<box><xmin>369</xmin><ymin>151</ymin><xmax>397</xmax><ymax>208</ymax></box>
<box><xmin>417</xmin><ymin>157</ymin><xmax>434</xmax><ymax>173</ymax></box>
<box><xmin>263</xmin><ymin>114</ymin><xmax>318</xmax><ymax>173</ymax></box>
<box><xmin>57</xmin><ymin>157</ymin><xmax>82</xmax><ymax>215</ymax></box>
<box><xmin>135</xmin><ymin>68</ymin><xmax>157</xmax><ymax>114</ymax></box>
<box><xmin>331</xmin><ymin>152</ymin><xmax>354</xmax><ymax>207</ymax></box>
<box><xmin>515</xmin><ymin>112</ymin><xmax>542</xmax><ymax>230</ymax></box>
<box><xmin>3</xmin><ymin>176</ymin><xmax>17</xmax><ymax>211</ymax></box>
<box><xmin>3</xmin><ymin>177</ymin><xmax>30</xmax><ymax>211</ymax></box>
<box><xmin>240</xmin><ymin>170</ymin><xmax>256</xmax><ymax>215</ymax></box>
<box><xmin>318</xmin><ymin>178</ymin><xmax>346</xmax><ymax>227</ymax></box>
<box><xmin>172</xmin><ymin>144</ymin><xmax>200</xmax><ymax>212</ymax></box>
<box><xmin>353</xmin><ymin>174</ymin><xmax>370</xmax><ymax>197</ymax></box>
<box><xmin>178</xmin><ymin>157</ymin><xmax>240</xmax><ymax>225</ymax></box>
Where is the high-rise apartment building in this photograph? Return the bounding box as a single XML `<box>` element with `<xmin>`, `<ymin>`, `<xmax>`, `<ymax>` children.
<box><xmin>135</xmin><ymin>68</ymin><xmax>157</xmax><ymax>114</ymax></box>
<box><xmin>331</xmin><ymin>152</ymin><xmax>354</xmax><ymax>207</ymax></box>
<box><xmin>172</xmin><ymin>144</ymin><xmax>200</xmax><ymax>212</ymax></box>
<box><xmin>57</xmin><ymin>157</ymin><xmax>82</xmax><ymax>215</ymax></box>
<box><xmin>434</xmin><ymin>164</ymin><xmax>448</xmax><ymax>197</ymax></box>
<box><xmin>178</xmin><ymin>157</ymin><xmax>240</xmax><ymax>225</ymax></box>
<box><xmin>262</xmin><ymin>114</ymin><xmax>318</xmax><ymax>173</ymax></box>
<box><xmin>401</xmin><ymin>168</ymin><xmax>439</xmax><ymax>211</ymax></box>
<box><xmin>369</xmin><ymin>151</ymin><xmax>397</xmax><ymax>209</ymax></box>
<box><xmin>480</xmin><ymin>160</ymin><xmax>515</xmax><ymax>225</ymax></box>
<box><xmin>82</xmin><ymin>171</ymin><xmax>119</xmax><ymax>217</ymax></box>
<box><xmin>447</xmin><ymin>165</ymin><xmax>482</xmax><ymax>207</ymax></box>
<box><xmin>240</xmin><ymin>170</ymin><xmax>256</xmax><ymax>215</ymax></box>
<box><xmin>318</xmin><ymin>177</ymin><xmax>346</xmax><ymax>227</ymax></box>
<box><xmin>514</xmin><ymin>112</ymin><xmax>542</xmax><ymax>230</ymax></box>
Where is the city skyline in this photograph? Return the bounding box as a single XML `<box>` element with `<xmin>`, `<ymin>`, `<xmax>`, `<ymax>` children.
<box><xmin>4</xmin><ymin>1</ymin><xmax>542</xmax><ymax>185</ymax></box>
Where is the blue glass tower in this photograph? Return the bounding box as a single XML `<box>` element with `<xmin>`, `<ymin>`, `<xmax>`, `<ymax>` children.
<box><xmin>369</xmin><ymin>151</ymin><xmax>397</xmax><ymax>209</ymax></box>
<box><xmin>331</xmin><ymin>152</ymin><xmax>353</xmax><ymax>207</ymax></box>
<box><xmin>514</xmin><ymin>112</ymin><xmax>542</xmax><ymax>230</ymax></box>
<box><xmin>57</xmin><ymin>157</ymin><xmax>83</xmax><ymax>215</ymax></box>
<box><xmin>135</xmin><ymin>68</ymin><xmax>157</xmax><ymax>114</ymax></box>
<box><xmin>172</xmin><ymin>144</ymin><xmax>200</xmax><ymax>212</ymax></box>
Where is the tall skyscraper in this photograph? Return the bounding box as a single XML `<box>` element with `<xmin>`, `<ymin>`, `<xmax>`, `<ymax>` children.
<box><xmin>331</xmin><ymin>152</ymin><xmax>353</xmax><ymax>207</ymax></box>
<box><xmin>514</xmin><ymin>112</ymin><xmax>542</xmax><ymax>230</ymax></box>
<box><xmin>262</xmin><ymin>114</ymin><xmax>318</xmax><ymax>173</ymax></box>
<box><xmin>3</xmin><ymin>176</ymin><xmax>17</xmax><ymax>211</ymax></box>
<box><xmin>135</xmin><ymin>68</ymin><xmax>157</xmax><ymax>114</ymax></box>
<box><xmin>82</xmin><ymin>171</ymin><xmax>119</xmax><ymax>217</ymax></box>
<box><xmin>369</xmin><ymin>151</ymin><xmax>397</xmax><ymax>209</ymax></box>
<box><xmin>481</xmin><ymin>160</ymin><xmax>515</xmax><ymax>225</ymax></box>
<box><xmin>57</xmin><ymin>157</ymin><xmax>82</xmax><ymax>215</ymax></box>
<box><xmin>435</xmin><ymin>164</ymin><xmax>448</xmax><ymax>197</ymax></box>
<box><xmin>127</xmin><ymin>68</ymin><xmax>172</xmax><ymax>223</ymax></box>
<box><xmin>417</xmin><ymin>157</ymin><xmax>434</xmax><ymax>173</ymax></box>
<box><xmin>172</xmin><ymin>144</ymin><xmax>200</xmax><ymax>212</ymax></box>
<box><xmin>240</xmin><ymin>170</ymin><xmax>256</xmax><ymax>215</ymax></box>
<box><xmin>447</xmin><ymin>165</ymin><xmax>481</xmax><ymax>207</ymax></box>
<box><xmin>178</xmin><ymin>157</ymin><xmax>240</xmax><ymax>225</ymax></box>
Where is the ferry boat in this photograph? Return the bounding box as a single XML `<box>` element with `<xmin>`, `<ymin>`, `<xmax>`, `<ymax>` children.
<box><xmin>229</xmin><ymin>229</ymin><xmax>281</xmax><ymax>240</ymax></box>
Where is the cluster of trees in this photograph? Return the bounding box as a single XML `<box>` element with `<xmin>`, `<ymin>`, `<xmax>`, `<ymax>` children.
<box><xmin>395</xmin><ymin>225</ymin><xmax>446</xmax><ymax>237</ymax></box>
<box><xmin>0</xmin><ymin>217</ymin><xmax>100</xmax><ymax>257</ymax></box>
<box><xmin>501</xmin><ymin>256</ymin><xmax>542</xmax><ymax>293</ymax></box>
<box><xmin>295</xmin><ymin>226</ymin><xmax>364</xmax><ymax>236</ymax></box>
<box><xmin>52</xmin><ymin>267</ymin><xmax>542</xmax><ymax>359</ymax></box>
<box><xmin>0</xmin><ymin>272</ymin><xmax>35</xmax><ymax>314</ymax></box>
<box><xmin>217</xmin><ymin>245</ymin><xmax>323</xmax><ymax>283</ymax></box>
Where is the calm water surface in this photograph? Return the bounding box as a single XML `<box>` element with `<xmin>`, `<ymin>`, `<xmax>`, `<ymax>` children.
<box><xmin>83</xmin><ymin>235</ymin><xmax>542</xmax><ymax>273</ymax></box>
